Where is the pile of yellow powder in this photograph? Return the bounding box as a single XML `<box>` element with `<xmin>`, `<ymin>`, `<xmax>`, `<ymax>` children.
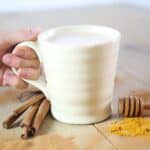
<box><xmin>109</xmin><ymin>118</ymin><xmax>150</xmax><ymax>136</ymax></box>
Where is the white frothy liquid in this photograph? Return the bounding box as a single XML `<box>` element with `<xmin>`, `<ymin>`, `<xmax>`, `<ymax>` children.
<box><xmin>46</xmin><ymin>31</ymin><xmax>110</xmax><ymax>46</ymax></box>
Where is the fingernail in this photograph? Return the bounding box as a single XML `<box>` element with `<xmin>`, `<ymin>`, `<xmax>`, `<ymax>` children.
<box><xmin>2</xmin><ymin>55</ymin><xmax>11</xmax><ymax>65</ymax></box>
<box><xmin>2</xmin><ymin>69</ymin><xmax>13</xmax><ymax>86</ymax></box>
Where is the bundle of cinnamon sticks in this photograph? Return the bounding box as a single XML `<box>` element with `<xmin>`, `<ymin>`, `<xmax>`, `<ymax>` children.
<box><xmin>2</xmin><ymin>91</ymin><xmax>50</xmax><ymax>140</ymax></box>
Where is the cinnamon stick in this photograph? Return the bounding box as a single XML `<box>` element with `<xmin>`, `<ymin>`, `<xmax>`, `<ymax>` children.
<box><xmin>14</xmin><ymin>93</ymin><xmax>44</xmax><ymax>115</ymax></box>
<box><xmin>21</xmin><ymin>126</ymin><xmax>34</xmax><ymax>140</ymax></box>
<box><xmin>21</xmin><ymin>126</ymin><xmax>28</xmax><ymax>139</ymax></box>
<box><xmin>20</xmin><ymin>101</ymin><xmax>42</xmax><ymax>128</ymax></box>
<box><xmin>2</xmin><ymin>93</ymin><xmax>44</xmax><ymax>129</ymax></box>
<box><xmin>20</xmin><ymin>100</ymin><xmax>43</xmax><ymax>139</ymax></box>
<box><xmin>30</xmin><ymin>99</ymin><xmax>50</xmax><ymax>136</ymax></box>
<box><xmin>17</xmin><ymin>90</ymin><xmax>42</xmax><ymax>102</ymax></box>
<box><xmin>2</xmin><ymin>113</ymin><xmax>22</xmax><ymax>129</ymax></box>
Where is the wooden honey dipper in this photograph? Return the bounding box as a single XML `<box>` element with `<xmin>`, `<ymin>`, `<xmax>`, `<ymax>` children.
<box><xmin>118</xmin><ymin>96</ymin><xmax>150</xmax><ymax>117</ymax></box>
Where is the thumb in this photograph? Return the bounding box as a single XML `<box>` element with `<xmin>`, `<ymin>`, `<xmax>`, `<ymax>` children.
<box><xmin>5</xmin><ymin>28</ymin><xmax>41</xmax><ymax>45</ymax></box>
<box><xmin>0</xmin><ymin>28</ymin><xmax>41</xmax><ymax>50</ymax></box>
<box><xmin>0</xmin><ymin>28</ymin><xmax>41</xmax><ymax>58</ymax></box>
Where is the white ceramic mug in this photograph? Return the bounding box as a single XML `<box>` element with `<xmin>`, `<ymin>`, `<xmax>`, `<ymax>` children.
<box><xmin>12</xmin><ymin>25</ymin><xmax>120</xmax><ymax>124</ymax></box>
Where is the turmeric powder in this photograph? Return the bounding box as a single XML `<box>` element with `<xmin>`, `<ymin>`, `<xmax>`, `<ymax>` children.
<box><xmin>109</xmin><ymin>118</ymin><xmax>150</xmax><ymax>136</ymax></box>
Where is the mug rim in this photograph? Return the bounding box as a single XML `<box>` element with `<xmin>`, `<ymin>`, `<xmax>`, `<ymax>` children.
<box><xmin>38</xmin><ymin>25</ymin><xmax>121</xmax><ymax>48</ymax></box>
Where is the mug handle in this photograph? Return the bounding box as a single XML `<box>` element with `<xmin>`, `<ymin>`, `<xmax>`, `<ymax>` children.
<box><xmin>12</xmin><ymin>41</ymin><xmax>49</xmax><ymax>98</ymax></box>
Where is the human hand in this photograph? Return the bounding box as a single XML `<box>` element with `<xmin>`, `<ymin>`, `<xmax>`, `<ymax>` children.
<box><xmin>0</xmin><ymin>29</ymin><xmax>41</xmax><ymax>89</ymax></box>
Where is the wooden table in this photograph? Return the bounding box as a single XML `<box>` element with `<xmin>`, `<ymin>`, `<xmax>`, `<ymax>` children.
<box><xmin>0</xmin><ymin>5</ymin><xmax>150</xmax><ymax>150</ymax></box>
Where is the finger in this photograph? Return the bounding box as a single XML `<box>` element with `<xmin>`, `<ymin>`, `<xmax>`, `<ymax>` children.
<box><xmin>0</xmin><ymin>28</ymin><xmax>41</xmax><ymax>54</ymax></box>
<box><xmin>2</xmin><ymin>68</ymin><xmax>28</xmax><ymax>89</ymax></box>
<box><xmin>18</xmin><ymin>68</ymin><xmax>40</xmax><ymax>80</ymax></box>
<box><xmin>4</xmin><ymin>28</ymin><xmax>41</xmax><ymax>45</ymax></box>
<box><xmin>2</xmin><ymin>53</ymin><xmax>40</xmax><ymax>68</ymax></box>
<box><xmin>12</xmin><ymin>46</ymin><xmax>38</xmax><ymax>59</ymax></box>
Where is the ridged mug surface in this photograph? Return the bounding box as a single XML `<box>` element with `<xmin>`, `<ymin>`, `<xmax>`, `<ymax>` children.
<box><xmin>37</xmin><ymin>26</ymin><xmax>120</xmax><ymax>124</ymax></box>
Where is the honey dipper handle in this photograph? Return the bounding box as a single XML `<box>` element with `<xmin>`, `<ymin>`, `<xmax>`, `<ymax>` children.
<box><xmin>144</xmin><ymin>103</ymin><xmax>150</xmax><ymax>109</ymax></box>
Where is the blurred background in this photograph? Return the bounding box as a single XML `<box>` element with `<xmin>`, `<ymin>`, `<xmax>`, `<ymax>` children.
<box><xmin>0</xmin><ymin>0</ymin><xmax>150</xmax><ymax>48</ymax></box>
<box><xmin>0</xmin><ymin>0</ymin><xmax>150</xmax><ymax>13</ymax></box>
